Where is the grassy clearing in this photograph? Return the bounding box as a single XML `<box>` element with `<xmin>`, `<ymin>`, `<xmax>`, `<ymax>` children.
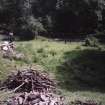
<box><xmin>0</xmin><ymin>38</ymin><xmax>105</xmax><ymax>104</ymax></box>
<box><xmin>15</xmin><ymin>39</ymin><xmax>82</xmax><ymax>71</ymax></box>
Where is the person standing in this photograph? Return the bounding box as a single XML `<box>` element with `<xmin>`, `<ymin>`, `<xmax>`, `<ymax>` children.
<box><xmin>8</xmin><ymin>31</ymin><xmax>15</xmax><ymax>53</ymax></box>
<box><xmin>9</xmin><ymin>31</ymin><xmax>14</xmax><ymax>43</ymax></box>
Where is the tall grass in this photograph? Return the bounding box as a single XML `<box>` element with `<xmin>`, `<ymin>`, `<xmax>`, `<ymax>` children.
<box><xmin>0</xmin><ymin>39</ymin><xmax>105</xmax><ymax>104</ymax></box>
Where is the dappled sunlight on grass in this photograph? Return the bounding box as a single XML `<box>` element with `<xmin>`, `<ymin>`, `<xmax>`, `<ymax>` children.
<box><xmin>15</xmin><ymin>40</ymin><xmax>83</xmax><ymax>71</ymax></box>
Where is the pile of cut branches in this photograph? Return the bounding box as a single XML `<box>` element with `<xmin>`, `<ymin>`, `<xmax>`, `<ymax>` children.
<box><xmin>2</xmin><ymin>69</ymin><xmax>55</xmax><ymax>92</ymax></box>
<box><xmin>7</xmin><ymin>91</ymin><xmax>64</xmax><ymax>105</ymax></box>
<box><xmin>0</xmin><ymin>69</ymin><xmax>65</xmax><ymax>105</ymax></box>
<box><xmin>0</xmin><ymin>42</ymin><xmax>25</xmax><ymax>60</ymax></box>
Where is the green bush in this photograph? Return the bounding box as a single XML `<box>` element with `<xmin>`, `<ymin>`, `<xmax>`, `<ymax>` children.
<box><xmin>49</xmin><ymin>50</ymin><xmax>57</xmax><ymax>56</ymax></box>
<box><xmin>75</xmin><ymin>46</ymin><xmax>81</xmax><ymax>50</ymax></box>
<box><xmin>84</xmin><ymin>36</ymin><xmax>99</xmax><ymax>47</ymax></box>
<box><xmin>33</xmin><ymin>54</ymin><xmax>40</xmax><ymax>63</ymax></box>
<box><xmin>37</xmin><ymin>48</ymin><xmax>45</xmax><ymax>53</ymax></box>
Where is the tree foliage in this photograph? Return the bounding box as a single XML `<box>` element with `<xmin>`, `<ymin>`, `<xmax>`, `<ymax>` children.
<box><xmin>0</xmin><ymin>0</ymin><xmax>105</xmax><ymax>39</ymax></box>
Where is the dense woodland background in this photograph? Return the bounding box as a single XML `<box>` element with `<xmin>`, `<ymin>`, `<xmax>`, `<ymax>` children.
<box><xmin>0</xmin><ymin>0</ymin><xmax>105</xmax><ymax>40</ymax></box>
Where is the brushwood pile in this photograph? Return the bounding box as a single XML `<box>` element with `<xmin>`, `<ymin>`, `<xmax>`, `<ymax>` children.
<box><xmin>3</xmin><ymin>69</ymin><xmax>55</xmax><ymax>92</ymax></box>
<box><xmin>0</xmin><ymin>69</ymin><xmax>65</xmax><ymax>105</ymax></box>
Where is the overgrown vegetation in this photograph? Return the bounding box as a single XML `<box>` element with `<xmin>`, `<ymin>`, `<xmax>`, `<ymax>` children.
<box><xmin>0</xmin><ymin>38</ymin><xmax>105</xmax><ymax>104</ymax></box>
<box><xmin>84</xmin><ymin>36</ymin><xmax>99</xmax><ymax>47</ymax></box>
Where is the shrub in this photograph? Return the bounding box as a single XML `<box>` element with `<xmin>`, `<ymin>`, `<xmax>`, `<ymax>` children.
<box><xmin>75</xmin><ymin>46</ymin><xmax>81</xmax><ymax>50</ymax></box>
<box><xmin>84</xmin><ymin>36</ymin><xmax>99</xmax><ymax>47</ymax></box>
<box><xmin>49</xmin><ymin>50</ymin><xmax>57</xmax><ymax>56</ymax></box>
<box><xmin>37</xmin><ymin>48</ymin><xmax>45</xmax><ymax>53</ymax></box>
<box><xmin>32</xmin><ymin>53</ymin><xmax>40</xmax><ymax>63</ymax></box>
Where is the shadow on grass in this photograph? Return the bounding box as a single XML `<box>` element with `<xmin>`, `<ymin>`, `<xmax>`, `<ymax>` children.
<box><xmin>56</xmin><ymin>49</ymin><xmax>105</xmax><ymax>92</ymax></box>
